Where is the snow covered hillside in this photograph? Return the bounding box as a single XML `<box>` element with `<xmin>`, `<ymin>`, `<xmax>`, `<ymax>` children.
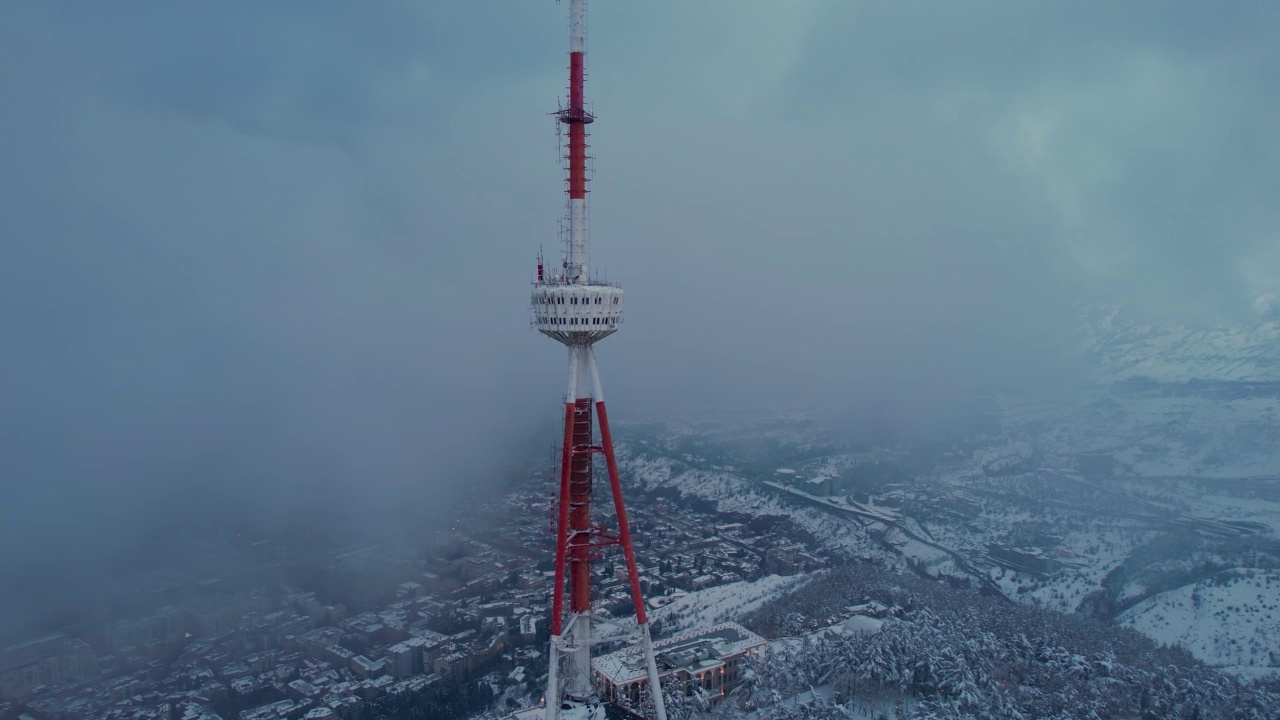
<box><xmin>1082</xmin><ymin>306</ymin><xmax>1280</xmax><ymax>384</ymax></box>
<box><xmin>652</xmin><ymin>574</ymin><xmax>812</xmax><ymax>635</ymax></box>
<box><xmin>1119</xmin><ymin>569</ymin><xmax>1280</xmax><ymax>675</ymax></box>
<box><xmin>611</xmin><ymin>307</ymin><xmax>1280</xmax><ymax>683</ymax></box>
<box><xmin>738</xmin><ymin>566</ymin><xmax>1280</xmax><ymax>720</ymax></box>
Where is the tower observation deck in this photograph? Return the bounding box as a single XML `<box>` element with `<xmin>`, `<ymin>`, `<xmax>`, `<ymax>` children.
<box><xmin>532</xmin><ymin>284</ymin><xmax>623</xmax><ymax>345</ymax></box>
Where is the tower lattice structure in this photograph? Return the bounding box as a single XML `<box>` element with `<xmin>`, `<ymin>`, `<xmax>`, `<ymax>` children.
<box><xmin>529</xmin><ymin>2</ymin><xmax>668</xmax><ymax>719</ymax></box>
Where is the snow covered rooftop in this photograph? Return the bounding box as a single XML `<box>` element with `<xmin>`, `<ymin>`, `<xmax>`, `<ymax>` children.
<box><xmin>591</xmin><ymin>622</ymin><xmax>766</xmax><ymax>685</ymax></box>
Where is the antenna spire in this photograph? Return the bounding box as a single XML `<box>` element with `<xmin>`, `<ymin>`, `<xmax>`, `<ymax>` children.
<box><xmin>559</xmin><ymin>0</ymin><xmax>593</xmax><ymax>285</ymax></box>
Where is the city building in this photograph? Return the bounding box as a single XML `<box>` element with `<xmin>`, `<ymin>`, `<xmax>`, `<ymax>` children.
<box><xmin>592</xmin><ymin>623</ymin><xmax>766</xmax><ymax>709</ymax></box>
<box><xmin>0</xmin><ymin>634</ymin><xmax>98</xmax><ymax>701</ymax></box>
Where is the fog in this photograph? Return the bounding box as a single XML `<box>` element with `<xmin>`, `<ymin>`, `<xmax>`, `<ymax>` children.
<box><xmin>1</xmin><ymin>1</ymin><xmax>1276</xmax><ymax>643</ymax></box>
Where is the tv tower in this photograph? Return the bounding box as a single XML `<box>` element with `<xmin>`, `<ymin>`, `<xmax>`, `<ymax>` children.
<box><xmin>529</xmin><ymin>1</ymin><xmax>668</xmax><ymax>719</ymax></box>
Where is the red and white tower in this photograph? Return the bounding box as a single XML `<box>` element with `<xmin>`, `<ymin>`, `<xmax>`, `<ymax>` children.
<box><xmin>530</xmin><ymin>2</ymin><xmax>668</xmax><ymax>719</ymax></box>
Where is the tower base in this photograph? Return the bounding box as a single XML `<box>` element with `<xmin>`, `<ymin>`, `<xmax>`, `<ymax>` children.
<box><xmin>544</xmin><ymin>345</ymin><xmax>667</xmax><ymax>720</ymax></box>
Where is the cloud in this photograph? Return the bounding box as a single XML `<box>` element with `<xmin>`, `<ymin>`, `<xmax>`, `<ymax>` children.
<box><xmin>769</xmin><ymin>0</ymin><xmax>1280</xmax><ymax>323</ymax></box>
<box><xmin>0</xmin><ymin>0</ymin><xmax>1277</xmax><ymax>625</ymax></box>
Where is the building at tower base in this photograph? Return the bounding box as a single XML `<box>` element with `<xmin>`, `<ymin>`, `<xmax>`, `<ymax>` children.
<box><xmin>592</xmin><ymin>623</ymin><xmax>766</xmax><ymax>709</ymax></box>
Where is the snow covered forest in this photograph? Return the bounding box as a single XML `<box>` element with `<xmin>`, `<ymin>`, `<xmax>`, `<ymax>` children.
<box><xmin>704</xmin><ymin>565</ymin><xmax>1280</xmax><ymax>720</ymax></box>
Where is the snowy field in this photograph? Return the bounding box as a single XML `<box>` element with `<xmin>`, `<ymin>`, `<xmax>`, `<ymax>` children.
<box><xmin>652</xmin><ymin>573</ymin><xmax>813</xmax><ymax>634</ymax></box>
<box><xmin>1119</xmin><ymin>569</ymin><xmax>1280</xmax><ymax>676</ymax></box>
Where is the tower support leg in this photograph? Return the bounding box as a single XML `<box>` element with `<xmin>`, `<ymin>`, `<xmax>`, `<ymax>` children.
<box><xmin>570</xmin><ymin>613</ymin><xmax>592</xmax><ymax>698</ymax></box>
<box><xmin>567</xmin><ymin>391</ymin><xmax>595</xmax><ymax>698</ymax></box>
<box><xmin>587</xmin><ymin>348</ymin><xmax>668</xmax><ymax>720</ymax></box>
<box><xmin>546</xmin><ymin>347</ymin><xmax>581</xmax><ymax>720</ymax></box>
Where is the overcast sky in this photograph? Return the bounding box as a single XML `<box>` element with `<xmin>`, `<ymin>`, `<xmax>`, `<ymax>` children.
<box><xmin>1</xmin><ymin>0</ymin><xmax>1277</xmax><ymax>602</ymax></box>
